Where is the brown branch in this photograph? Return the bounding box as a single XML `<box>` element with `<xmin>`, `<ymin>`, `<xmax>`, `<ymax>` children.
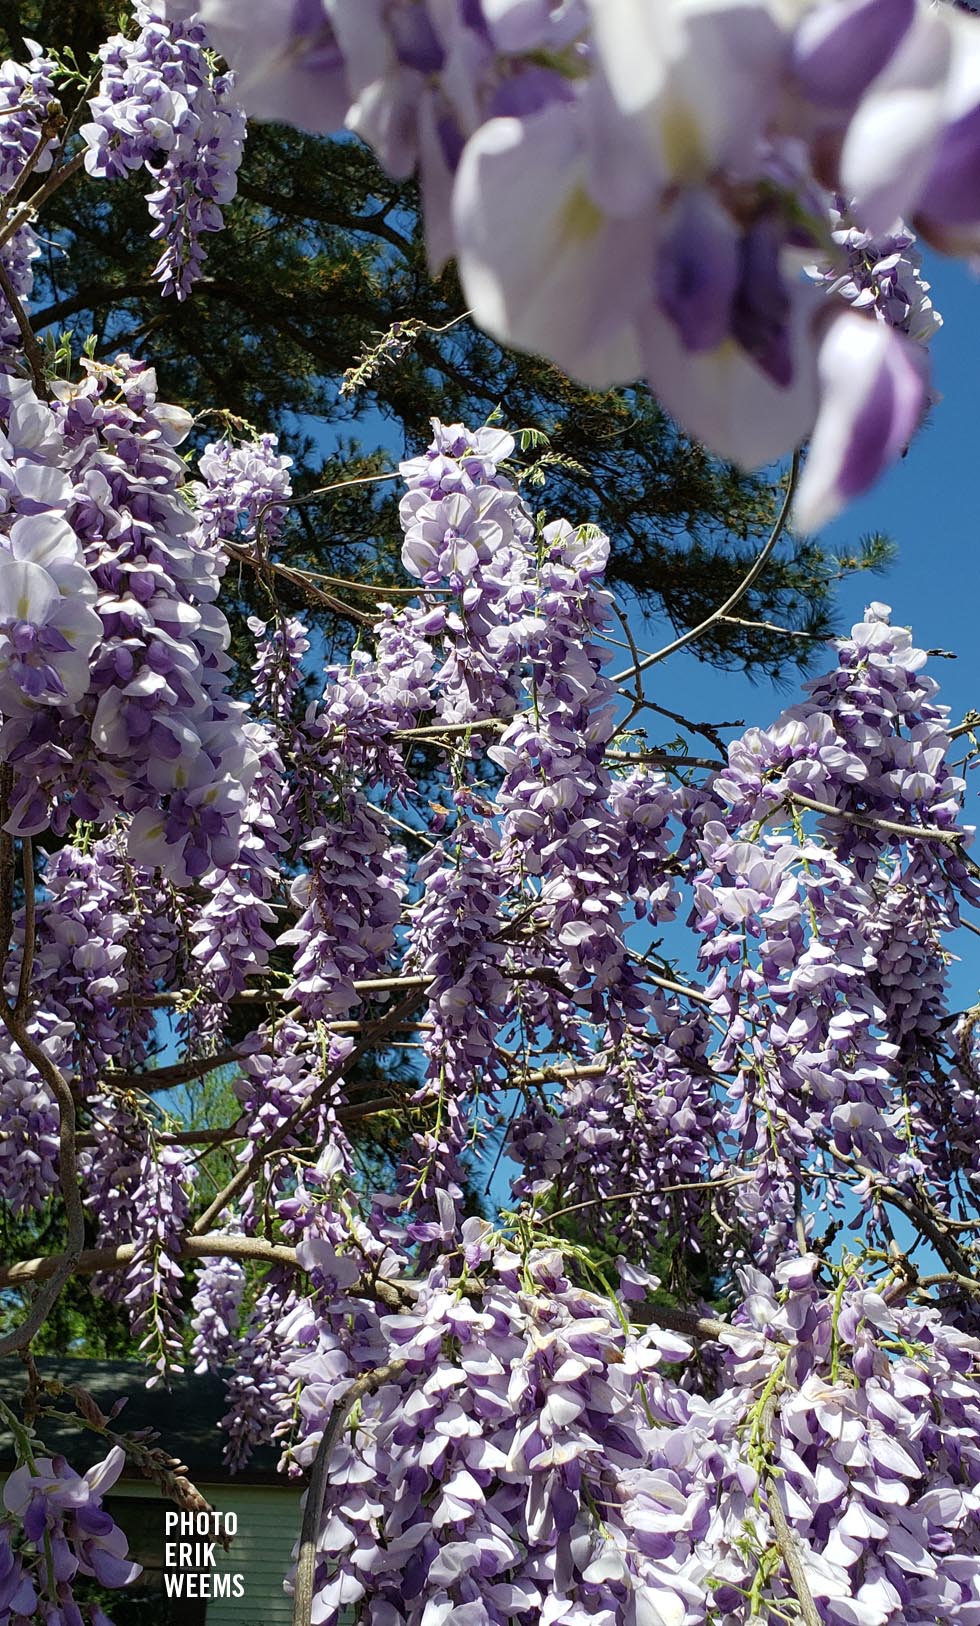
<box><xmin>236</xmin><ymin>179</ymin><xmax>413</xmax><ymax>257</ymax></box>
<box><xmin>66</xmin><ymin>1092</ymin><xmax>417</xmax><ymax>1151</ymax></box>
<box><xmin>0</xmin><ymin>1233</ymin><xmax>409</xmax><ymax>1314</ymax></box>
<box><xmin>0</xmin><ymin>1232</ymin><xmax>301</xmax><ymax>1287</ymax></box>
<box><xmin>915</xmin><ymin>1270</ymin><xmax>980</xmax><ymax>1299</ymax></box>
<box><xmin>786</xmin><ymin>792</ymin><xmax>966</xmax><ymax>849</ymax></box>
<box><xmin>872</xmin><ymin>1180</ymin><xmax>976</xmax><ymax>1280</ymax></box>
<box><xmin>634</xmin><ymin>1301</ymin><xmax>754</xmax><ymax>1344</ymax></box>
<box><xmin>393</xmin><ymin>718</ymin><xmax>506</xmax><ymax>741</ymax></box>
<box><xmin>132</xmin><ymin>960</ymin><xmax>713</xmax><ymax>1013</ymax></box>
<box><xmin>0</xmin><ymin>148</ymin><xmax>85</xmax><ymax>253</ymax></box>
<box><xmin>0</xmin><ymin>113</ymin><xmax>61</xmax><ymax>221</ymax></box>
<box><xmin>760</xmin><ymin>1396</ymin><xmax>823</xmax><ymax>1626</ymax></box>
<box><xmin>132</xmin><ymin>972</ymin><xmax>432</xmax><ymax>1008</ymax></box>
<box><xmin>0</xmin><ymin>1237</ymin><xmax>757</xmax><ymax>1355</ymax></box>
<box><xmin>30</xmin><ymin>277</ymin><xmax>159</xmax><ymax>332</ymax></box>
<box><xmin>719</xmin><ymin>614</ymin><xmax>828</xmax><ymax>643</ymax></box>
<box><xmin>0</xmin><ymin>766</ymin><xmax>14</xmax><ymax>991</ymax></box>
<box><xmin>0</xmin><ymin>255</ymin><xmax>48</xmax><ymax>399</ymax></box>
<box><xmin>101</xmin><ymin>1048</ymin><xmax>249</xmax><ymax>1095</ymax></box>
<box><xmin>14</xmin><ymin>837</ymin><xmax>35</xmax><ymax>1019</ymax></box>
<box><xmin>604</xmin><ymin>750</ymin><xmax>725</xmax><ymax>771</ymax></box>
<box><xmin>611</xmin><ymin>450</ymin><xmax>800</xmax><ymax>684</ymax></box>
<box><xmin>621</xmin><ymin>697</ymin><xmax>743</xmax><ymax>758</ymax></box>
<box><xmin>290</xmin><ymin>1361</ymin><xmax>409</xmax><ymax>1626</ymax></box>
<box><xmin>222</xmin><ymin>538</ymin><xmax>376</xmax><ymax>626</ymax></box>
<box><xmin>949</xmin><ymin>712</ymin><xmax>980</xmax><ymax>741</ymax></box>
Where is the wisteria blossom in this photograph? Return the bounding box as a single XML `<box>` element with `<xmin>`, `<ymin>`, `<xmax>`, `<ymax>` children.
<box><xmin>4</xmin><ymin>7</ymin><xmax>980</xmax><ymax>1626</ymax></box>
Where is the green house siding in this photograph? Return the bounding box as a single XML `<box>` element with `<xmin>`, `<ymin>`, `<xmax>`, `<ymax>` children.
<box><xmin>202</xmin><ymin>1483</ymin><xmax>301</xmax><ymax>1626</ymax></box>
<box><xmin>119</xmin><ymin>1478</ymin><xmax>302</xmax><ymax>1625</ymax></box>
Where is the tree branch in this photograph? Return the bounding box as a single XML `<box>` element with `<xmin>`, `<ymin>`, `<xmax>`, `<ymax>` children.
<box><xmin>760</xmin><ymin>1393</ymin><xmax>823</xmax><ymax>1626</ymax></box>
<box><xmin>290</xmin><ymin>1360</ymin><xmax>409</xmax><ymax>1626</ymax></box>
<box><xmin>15</xmin><ymin>838</ymin><xmax>35</xmax><ymax>1021</ymax></box>
<box><xmin>611</xmin><ymin>450</ymin><xmax>800</xmax><ymax>684</ymax></box>
<box><xmin>0</xmin><ymin>255</ymin><xmax>48</xmax><ymax>398</ymax></box>
<box><xmin>0</xmin><ymin>147</ymin><xmax>85</xmax><ymax>253</ymax></box>
<box><xmin>786</xmin><ymin>792</ymin><xmax>968</xmax><ymax>849</ymax></box>
<box><xmin>236</xmin><ymin>179</ymin><xmax>413</xmax><ymax>258</ymax></box>
<box><xmin>0</xmin><ymin>1232</ymin><xmax>301</xmax><ymax>1288</ymax></box>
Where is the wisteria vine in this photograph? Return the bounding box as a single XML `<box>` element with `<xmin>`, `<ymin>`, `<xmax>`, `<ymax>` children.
<box><xmin>2</xmin><ymin>4</ymin><xmax>980</xmax><ymax>1626</ymax></box>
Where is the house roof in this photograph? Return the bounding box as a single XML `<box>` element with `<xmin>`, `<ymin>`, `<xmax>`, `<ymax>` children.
<box><xmin>0</xmin><ymin>1358</ymin><xmax>294</xmax><ymax>1486</ymax></box>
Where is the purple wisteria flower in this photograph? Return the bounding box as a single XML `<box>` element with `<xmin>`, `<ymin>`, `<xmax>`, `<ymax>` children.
<box><xmin>83</xmin><ymin>1</ymin><xmax>246</xmax><ymax>297</ymax></box>
<box><xmin>3</xmin><ymin>1446</ymin><xmax>140</xmax><ymax>1592</ymax></box>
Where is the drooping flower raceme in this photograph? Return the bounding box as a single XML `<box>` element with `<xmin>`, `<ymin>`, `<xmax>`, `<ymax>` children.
<box><xmin>83</xmin><ymin>1</ymin><xmax>246</xmax><ymax>298</ymax></box>
<box><xmin>0</xmin><ymin>358</ymin><xmax>258</xmax><ymax>882</ymax></box>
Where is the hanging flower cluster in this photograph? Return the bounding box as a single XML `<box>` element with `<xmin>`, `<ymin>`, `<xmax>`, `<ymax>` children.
<box><xmin>2</xmin><ymin>1445</ymin><xmax>139</xmax><ymax>1619</ymax></box>
<box><xmin>0</xmin><ymin>358</ymin><xmax>257</xmax><ymax>882</ymax></box>
<box><xmin>82</xmin><ymin>0</ymin><xmax>245</xmax><ymax>297</ymax></box>
<box><xmin>0</xmin><ymin>42</ymin><xmax>59</xmax><ymax>351</ymax></box>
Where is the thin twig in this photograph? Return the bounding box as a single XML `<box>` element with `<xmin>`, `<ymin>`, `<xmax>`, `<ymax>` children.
<box><xmin>0</xmin><ymin>148</ymin><xmax>86</xmax><ymax>253</ymax></box>
<box><xmin>0</xmin><ymin>766</ymin><xmax>14</xmax><ymax>991</ymax></box>
<box><xmin>914</xmin><ymin>1270</ymin><xmax>980</xmax><ymax>1298</ymax></box>
<box><xmin>718</xmin><ymin>614</ymin><xmax>829</xmax><ymax>642</ymax></box>
<box><xmin>605</xmin><ymin>750</ymin><xmax>725</xmax><ymax>771</ymax></box>
<box><xmin>0</xmin><ymin>256</ymin><xmax>48</xmax><ymax>398</ymax></box>
<box><xmin>100</xmin><ymin>1048</ymin><xmax>250</xmax><ymax>1095</ymax></box>
<box><xmin>67</xmin><ymin>1090</ymin><xmax>424</xmax><ymax>1149</ymax></box>
<box><xmin>0</xmin><ymin>112</ymin><xmax>61</xmax><ymax>221</ymax></box>
<box><xmin>544</xmin><ymin>1170</ymin><xmax>755</xmax><ymax>1224</ymax></box>
<box><xmin>223</xmin><ymin>539</ymin><xmax>376</xmax><ymax>625</ymax></box>
<box><xmin>786</xmin><ymin>792</ymin><xmax>966</xmax><ymax>848</ymax></box>
<box><xmin>15</xmin><ymin>839</ymin><xmax>35</xmax><ymax>1020</ymax></box>
<box><xmin>251</xmin><ymin>469</ymin><xmax>402</xmax><ymax>554</ymax></box>
<box><xmin>393</xmin><ymin>717</ymin><xmax>506</xmax><ymax>740</ymax></box>
<box><xmin>611</xmin><ymin>450</ymin><xmax>800</xmax><ymax>684</ymax></box>
<box><xmin>133</xmin><ymin>972</ymin><xmax>432</xmax><ymax>1008</ymax></box>
<box><xmin>760</xmin><ymin>1396</ymin><xmax>823</xmax><ymax>1626</ymax></box>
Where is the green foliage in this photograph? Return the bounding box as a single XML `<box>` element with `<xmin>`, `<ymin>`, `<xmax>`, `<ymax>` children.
<box><xmin>0</xmin><ymin>1203</ymin><xmax>133</xmax><ymax>1357</ymax></box>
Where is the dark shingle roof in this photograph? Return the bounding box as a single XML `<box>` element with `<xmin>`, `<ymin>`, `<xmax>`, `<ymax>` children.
<box><xmin>0</xmin><ymin>1358</ymin><xmax>291</xmax><ymax>1485</ymax></box>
